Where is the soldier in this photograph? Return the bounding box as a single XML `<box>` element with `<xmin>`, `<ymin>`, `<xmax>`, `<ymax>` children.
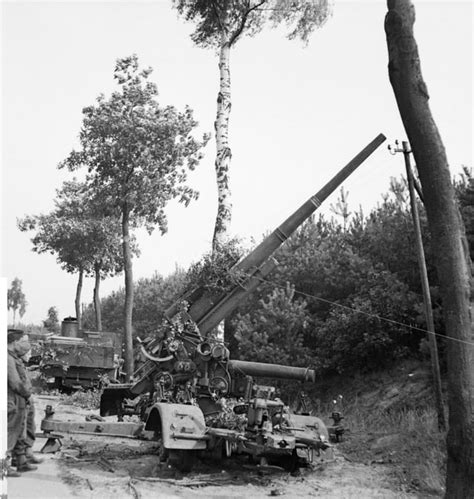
<box><xmin>6</xmin><ymin>329</ymin><xmax>38</xmax><ymax>476</ymax></box>
<box><xmin>21</xmin><ymin>349</ymin><xmax>44</xmax><ymax>465</ymax></box>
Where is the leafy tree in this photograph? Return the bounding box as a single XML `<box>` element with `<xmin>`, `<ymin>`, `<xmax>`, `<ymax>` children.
<box><xmin>43</xmin><ymin>306</ymin><xmax>60</xmax><ymax>333</ymax></box>
<box><xmin>19</xmin><ymin>180</ymin><xmax>127</xmax><ymax>329</ymax></box>
<box><xmin>60</xmin><ymin>55</ymin><xmax>208</xmax><ymax>378</ymax></box>
<box><xmin>7</xmin><ymin>277</ymin><xmax>27</xmax><ymax>324</ymax></box>
<box><xmin>56</xmin><ymin>181</ymin><xmax>131</xmax><ymax>331</ymax></box>
<box><xmin>350</xmin><ymin>178</ymin><xmax>437</xmax><ymax>297</ymax></box>
<box><xmin>175</xmin><ymin>0</ymin><xmax>332</xmax><ymax>253</ymax></box>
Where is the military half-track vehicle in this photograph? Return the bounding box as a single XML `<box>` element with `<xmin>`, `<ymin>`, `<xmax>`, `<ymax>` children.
<box><xmin>40</xmin><ymin>317</ymin><xmax>122</xmax><ymax>389</ymax></box>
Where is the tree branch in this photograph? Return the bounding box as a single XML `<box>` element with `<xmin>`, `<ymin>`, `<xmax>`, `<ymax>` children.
<box><xmin>229</xmin><ymin>0</ymin><xmax>267</xmax><ymax>46</ymax></box>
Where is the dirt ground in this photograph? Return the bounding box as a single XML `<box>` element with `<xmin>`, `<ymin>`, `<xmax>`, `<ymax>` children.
<box><xmin>6</xmin><ymin>394</ymin><xmax>421</xmax><ymax>499</ymax></box>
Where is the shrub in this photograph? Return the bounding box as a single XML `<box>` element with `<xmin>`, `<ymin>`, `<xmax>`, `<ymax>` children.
<box><xmin>234</xmin><ymin>283</ymin><xmax>312</xmax><ymax>367</ymax></box>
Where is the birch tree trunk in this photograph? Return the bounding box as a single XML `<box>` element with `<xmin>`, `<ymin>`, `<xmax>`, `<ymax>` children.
<box><xmin>385</xmin><ymin>1</ymin><xmax>474</xmax><ymax>496</ymax></box>
<box><xmin>75</xmin><ymin>268</ymin><xmax>83</xmax><ymax>329</ymax></box>
<box><xmin>122</xmin><ymin>203</ymin><xmax>134</xmax><ymax>379</ymax></box>
<box><xmin>93</xmin><ymin>263</ymin><xmax>102</xmax><ymax>332</ymax></box>
<box><xmin>212</xmin><ymin>32</ymin><xmax>233</xmax><ymax>254</ymax></box>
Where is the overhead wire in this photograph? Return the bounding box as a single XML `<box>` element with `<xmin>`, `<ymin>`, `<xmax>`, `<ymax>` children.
<box><xmin>250</xmin><ymin>274</ymin><xmax>474</xmax><ymax>349</ymax></box>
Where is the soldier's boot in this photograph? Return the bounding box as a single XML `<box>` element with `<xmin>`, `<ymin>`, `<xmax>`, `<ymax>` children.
<box><xmin>26</xmin><ymin>447</ymin><xmax>44</xmax><ymax>464</ymax></box>
<box><xmin>5</xmin><ymin>456</ymin><xmax>22</xmax><ymax>477</ymax></box>
<box><xmin>16</xmin><ymin>453</ymin><xmax>38</xmax><ymax>472</ymax></box>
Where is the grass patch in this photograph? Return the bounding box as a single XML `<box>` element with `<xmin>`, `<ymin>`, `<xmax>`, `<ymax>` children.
<box><xmin>340</xmin><ymin>403</ymin><xmax>445</xmax><ymax>496</ymax></box>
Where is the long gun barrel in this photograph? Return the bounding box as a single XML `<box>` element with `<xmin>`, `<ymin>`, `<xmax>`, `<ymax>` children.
<box><xmin>232</xmin><ymin>134</ymin><xmax>386</xmax><ymax>273</ymax></box>
<box><xmin>179</xmin><ymin>133</ymin><xmax>386</xmax><ymax>333</ymax></box>
<box><xmin>124</xmin><ymin>135</ymin><xmax>386</xmax><ymax>397</ymax></box>
<box><xmin>228</xmin><ymin>360</ymin><xmax>316</xmax><ymax>382</ymax></box>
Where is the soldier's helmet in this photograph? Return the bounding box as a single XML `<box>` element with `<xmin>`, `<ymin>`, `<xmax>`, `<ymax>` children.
<box><xmin>7</xmin><ymin>328</ymin><xmax>25</xmax><ymax>343</ymax></box>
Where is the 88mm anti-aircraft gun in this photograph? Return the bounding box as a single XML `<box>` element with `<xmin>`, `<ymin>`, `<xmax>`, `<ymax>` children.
<box><xmin>97</xmin><ymin>134</ymin><xmax>386</xmax><ymax>471</ymax></box>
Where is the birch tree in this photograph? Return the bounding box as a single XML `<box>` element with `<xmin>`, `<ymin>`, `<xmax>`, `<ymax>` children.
<box><xmin>60</xmin><ymin>55</ymin><xmax>208</xmax><ymax>378</ymax></box>
<box><xmin>385</xmin><ymin>1</ymin><xmax>474</xmax><ymax>496</ymax></box>
<box><xmin>174</xmin><ymin>0</ymin><xmax>331</xmax><ymax>253</ymax></box>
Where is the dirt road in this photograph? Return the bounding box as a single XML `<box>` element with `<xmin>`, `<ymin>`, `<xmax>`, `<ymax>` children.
<box><xmin>6</xmin><ymin>394</ymin><xmax>418</xmax><ymax>499</ymax></box>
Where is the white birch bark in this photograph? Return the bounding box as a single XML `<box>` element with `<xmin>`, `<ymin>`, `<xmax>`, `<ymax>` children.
<box><xmin>212</xmin><ymin>35</ymin><xmax>233</xmax><ymax>254</ymax></box>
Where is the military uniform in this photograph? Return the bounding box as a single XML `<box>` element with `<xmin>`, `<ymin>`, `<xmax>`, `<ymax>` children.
<box><xmin>6</xmin><ymin>329</ymin><xmax>39</xmax><ymax>476</ymax></box>
<box><xmin>20</xmin><ymin>355</ymin><xmax>42</xmax><ymax>464</ymax></box>
<box><xmin>25</xmin><ymin>399</ymin><xmax>37</xmax><ymax>453</ymax></box>
<box><xmin>7</xmin><ymin>350</ymin><xmax>31</xmax><ymax>461</ymax></box>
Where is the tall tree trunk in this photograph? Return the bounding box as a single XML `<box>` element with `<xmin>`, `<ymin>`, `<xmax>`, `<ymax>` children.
<box><xmin>93</xmin><ymin>262</ymin><xmax>102</xmax><ymax>332</ymax></box>
<box><xmin>122</xmin><ymin>204</ymin><xmax>134</xmax><ymax>380</ymax></box>
<box><xmin>212</xmin><ymin>33</ymin><xmax>233</xmax><ymax>254</ymax></box>
<box><xmin>12</xmin><ymin>308</ymin><xmax>16</xmax><ymax>326</ymax></box>
<box><xmin>385</xmin><ymin>2</ymin><xmax>474</xmax><ymax>497</ymax></box>
<box><xmin>75</xmin><ymin>268</ymin><xmax>84</xmax><ymax>329</ymax></box>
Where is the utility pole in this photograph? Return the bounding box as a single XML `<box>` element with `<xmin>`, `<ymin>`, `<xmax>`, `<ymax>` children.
<box><xmin>389</xmin><ymin>140</ymin><xmax>446</xmax><ymax>430</ymax></box>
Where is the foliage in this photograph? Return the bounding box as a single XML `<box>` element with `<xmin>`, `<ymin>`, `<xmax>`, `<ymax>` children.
<box><xmin>60</xmin><ymin>55</ymin><xmax>208</xmax><ymax>235</ymax></box>
<box><xmin>7</xmin><ymin>277</ymin><xmax>27</xmax><ymax>322</ymax></box>
<box><xmin>175</xmin><ymin>0</ymin><xmax>332</xmax><ymax>48</ymax></box>
<box><xmin>234</xmin><ymin>283</ymin><xmax>312</xmax><ymax>366</ymax></box>
<box><xmin>350</xmin><ymin>178</ymin><xmax>436</xmax><ymax>295</ymax></box>
<box><xmin>59</xmin><ymin>54</ymin><xmax>208</xmax><ymax>377</ymax></box>
<box><xmin>61</xmin><ymin>388</ymin><xmax>102</xmax><ymax>410</ymax></box>
<box><xmin>175</xmin><ymin>0</ymin><xmax>331</xmax><ymax>251</ymax></box>
<box><xmin>18</xmin><ymin>179</ymin><xmax>130</xmax><ymax>328</ymax></box>
<box><xmin>184</xmin><ymin>238</ymin><xmax>246</xmax><ymax>293</ymax></box>
<box><xmin>19</xmin><ymin>180</ymin><xmax>124</xmax><ymax>276</ymax></box>
<box><xmin>231</xmin><ymin>178</ymin><xmax>437</xmax><ymax>375</ymax></box>
<box><xmin>330</xmin><ymin>186</ymin><xmax>351</xmax><ymax>231</ymax></box>
<box><xmin>43</xmin><ymin>306</ymin><xmax>60</xmax><ymax>333</ymax></box>
<box><xmin>81</xmin><ymin>269</ymin><xmax>188</xmax><ymax>338</ymax></box>
<box><xmin>313</xmin><ymin>270</ymin><xmax>418</xmax><ymax>374</ymax></box>
<box><xmin>81</xmin><ymin>172</ymin><xmax>474</xmax><ymax>378</ymax></box>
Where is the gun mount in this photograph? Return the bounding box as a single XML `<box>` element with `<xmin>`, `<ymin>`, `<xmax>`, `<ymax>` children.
<box><xmin>93</xmin><ymin>135</ymin><xmax>386</xmax><ymax>470</ymax></box>
<box><xmin>37</xmin><ymin>134</ymin><xmax>384</xmax><ymax>471</ymax></box>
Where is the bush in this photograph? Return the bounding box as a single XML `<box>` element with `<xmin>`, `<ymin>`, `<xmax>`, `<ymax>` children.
<box><xmin>234</xmin><ymin>283</ymin><xmax>312</xmax><ymax>367</ymax></box>
<box><xmin>313</xmin><ymin>270</ymin><xmax>419</xmax><ymax>374</ymax></box>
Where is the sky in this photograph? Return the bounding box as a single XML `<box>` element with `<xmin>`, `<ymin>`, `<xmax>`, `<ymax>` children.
<box><xmin>1</xmin><ymin>0</ymin><xmax>472</xmax><ymax>326</ymax></box>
